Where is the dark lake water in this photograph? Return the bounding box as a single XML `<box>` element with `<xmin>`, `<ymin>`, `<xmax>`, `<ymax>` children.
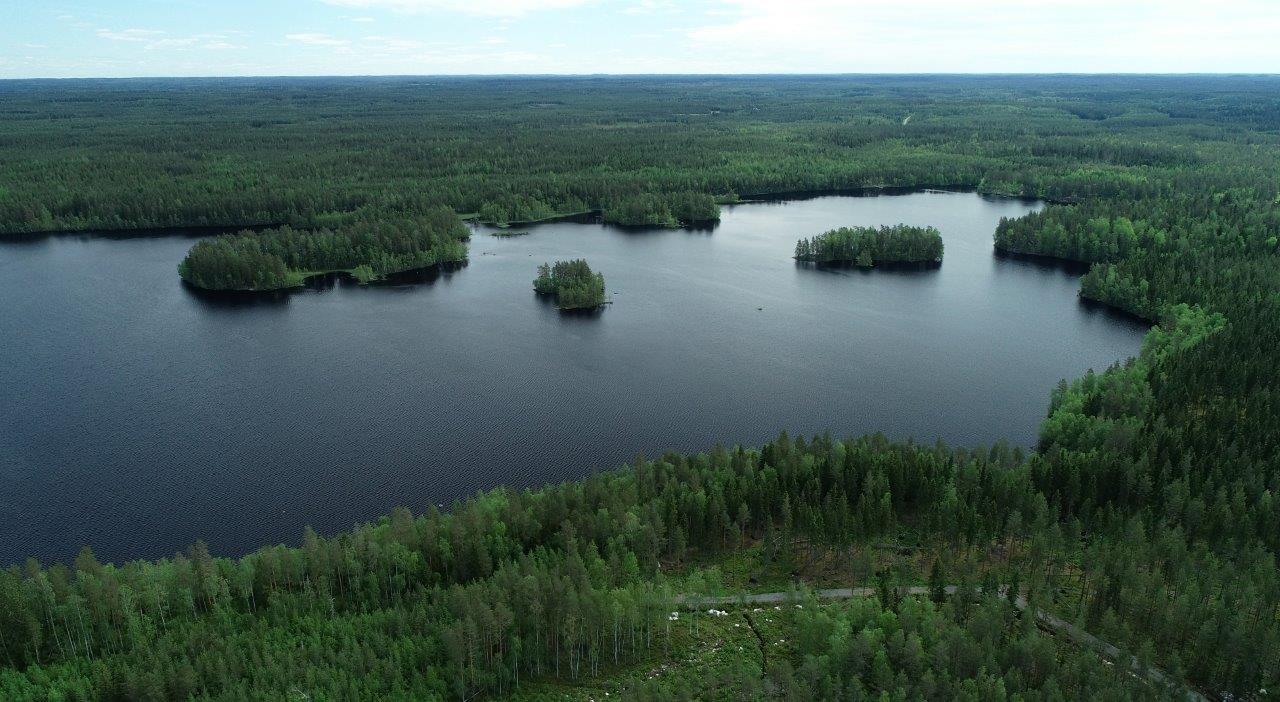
<box><xmin>0</xmin><ymin>192</ymin><xmax>1149</xmax><ymax>565</ymax></box>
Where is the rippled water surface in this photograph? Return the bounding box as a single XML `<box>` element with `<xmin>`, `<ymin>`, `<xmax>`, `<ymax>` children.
<box><xmin>0</xmin><ymin>192</ymin><xmax>1149</xmax><ymax>564</ymax></box>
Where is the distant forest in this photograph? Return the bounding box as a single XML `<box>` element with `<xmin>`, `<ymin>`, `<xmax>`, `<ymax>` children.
<box><xmin>1</xmin><ymin>75</ymin><xmax>1274</xmax><ymax>237</ymax></box>
<box><xmin>1</xmin><ymin>75</ymin><xmax>1278</xmax><ymax>700</ymax></box>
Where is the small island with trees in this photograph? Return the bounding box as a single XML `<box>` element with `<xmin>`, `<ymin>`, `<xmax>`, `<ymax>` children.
<box><xmin>178</xmin><ymin>208</ymin><xmax>469</xmax><ymax>291</ymax></box>
<box><xmin>533</xmin><ymin>259</ymin><xmax>608</xmax><ymax>310</ymax></box>
<box><xmin>794</xmin><ymin>224</ymin><xmax>944</xmax><ymax>267</ymax></box>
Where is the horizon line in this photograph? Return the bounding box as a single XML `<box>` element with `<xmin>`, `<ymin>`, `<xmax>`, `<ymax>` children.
<box><xmin>3</xmin><ymin>71</ymin><xmax>1280</xmax><ymax>82</ymax></box>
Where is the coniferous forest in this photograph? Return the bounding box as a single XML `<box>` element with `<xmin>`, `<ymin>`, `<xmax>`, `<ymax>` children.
<box><xmin>794</xmin><ymin>225</ymin><xmax>944</xmax><ymax>266</ymax></box>
<box><xmin>1</xmin><ymin>75</ymin><xmax>1279</xmax><ymax>700</ymax></box>
<box><xmin>177</xmin><ymin>208</ymin><xmax>469</xmax><ymax>290</ymax></box>
<box><xmin>533</xmin><ymin>259</ymin><xmax>608</xmax><ymax>310</ymax></box>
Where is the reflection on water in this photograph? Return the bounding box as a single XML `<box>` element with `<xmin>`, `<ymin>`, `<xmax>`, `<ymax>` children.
<box><xmin>992</xmin><ymin>248</ymin><xmax>1092</xmax><ymax>275</ymax></box>
<box><xmin>183</xmin><ymin>281</ymin><xmax>293</xmax><ymax>310</ymax></box>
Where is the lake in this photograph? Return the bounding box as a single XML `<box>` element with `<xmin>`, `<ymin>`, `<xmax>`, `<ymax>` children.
<box><xmin>0</xmin><ymin>191</ymin><xmax>1149</xmax><ymax>565</ymax></box>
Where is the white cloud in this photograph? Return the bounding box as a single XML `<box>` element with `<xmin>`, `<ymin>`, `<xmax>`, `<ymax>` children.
<box><xmin>17</xmin><ymin>0</ymin><xmax>1280</xmax><ymax>76</ymax></box>
<box><xmin>149</xmin><ymin>37</ymin><xmax>201</xmax><ymax>49</ymax></box>
<box><xmin>286</xmin><ymin>33</ymin><xmax>352</xmax><ymax>47</ymax></box>
<box><xmin>96</xmin><ymin>28</ymin><xmax>165</xmax><ymax>43</ymax></box>
<box><xmin>98</xmin><ymin>31</ymin><xmax>245</xmax><ymax>52</ymax></box>
<box><xmin>686</xmin><ymin>0</ymin><xmax>1280</xmax><ymax>72</ymax></box>
<box><xmin>361</xmin><ymin>36</ymin><xmax>430</xmax><ymax>52</ymax></box>
<box><xmin>624</xmin><ymin>0</ymin><xmax>674</xmax><ymax>15</ymax></box>
<box><xmin>321</xmin><ymin>0</ymin><xmax>594</xmax><ymax>17</ymax></box>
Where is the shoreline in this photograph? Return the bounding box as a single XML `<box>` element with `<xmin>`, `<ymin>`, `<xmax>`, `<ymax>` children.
<box><xmin>1</xmin><ymin>186</ymin><xmax>1058</xmax><ymax>241</ymax></box>
<box><xmin>993</xmin><ymin>246</ymin><xmax>1156</xmax><ymax>325</ymax></box>
<box><xmin>181</xmin><ymin>258</ymin><xmax>469</xmax><ymax>295</ymax></box>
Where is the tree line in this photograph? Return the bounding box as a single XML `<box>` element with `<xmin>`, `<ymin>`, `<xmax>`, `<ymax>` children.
<box><xmin>794</xmin><ymin>224</ymin><xmax>944</xmax><ymax>266</ymax></box>
<box><xmin>178</xmin><ymin>208</ymin><xmax>469</xmax><ymax>291</ymax></box>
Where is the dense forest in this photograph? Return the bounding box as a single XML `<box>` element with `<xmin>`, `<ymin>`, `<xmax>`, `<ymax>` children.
<box><xmin>602</xmin><ymin>192</ymin><xmax>721</xmax><ymax>227</ymax></box>
<box><xmin>177</xmin><ymin>208</ymin><xmax>469</xmax><ymax>291</ymax></box>
<box><xmin>794</xmin><ymin>224</ymin><xmax>944</xmax><ymax>266</ymax></box>
<box><xmin>2</xmin><ymin>75</ymin><xmax>1279</xmax><ymax>699</ymax></box>
<box><xmin>1</xmin><ymin>74</ymin><xmax>1273</xmax><ymax>238</ymax></box>
<box><xmin>533</xmin><ymin>259</ymin><xmax>608</xmax><ymax>310</ymax></box>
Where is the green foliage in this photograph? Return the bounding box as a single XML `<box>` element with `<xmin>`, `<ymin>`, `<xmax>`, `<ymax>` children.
<box><xmin>780</xmin><ymin>594</ymin><xmax>1158</xmax><ymax>700</ymax></box>
<box><xmin>533</xmin><ymin>259</ymin><xmax>607</xmax><ymax>309</ymax></box>
<box><xmin>13</xmin><ymin>74</ymin><xmax>1271</xmax><ymax>237</ymax></box>
<box><xmin>794</xmin><ymin>224</ymin><xmax>944</xmax><ymax>265</ymax></box>
<box><xmin>601</xmin><ymin>192</ymin><xmax>719</xmax><ymax>227</ymax></box>
<box><xmin>4</xmin><ymin>75</ymin><xmax>1280</xmax><ymax>700</ymax></box>
<box><xmin>177</xmin><ymin>208</ymin><xmax>469</xmax><ymax>291</ymax></box>
<box><xmin>177</xmin><ymin>234</ymin><xmax>297</xmax><ymax>291</ymax></box>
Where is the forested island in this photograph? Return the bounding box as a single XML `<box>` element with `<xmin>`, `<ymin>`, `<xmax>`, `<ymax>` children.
<box><xmin>177</xmin><ymin>209</ymin><xmax>469</xmax><ymax>291</ymax></box>
<box><xmin>533</xmin><ymin>259</ymin><xmax>608</xmax><ymax>309</ymax></box>
<box><xmin>794</xmin><ymin>224</ymin><xmax>944</xmax><ymax>266</ymax></box>
<box><xmin>2</xmin><ymin>76</ymin><xmax>1279</xmax><ymax>700</ymax></box>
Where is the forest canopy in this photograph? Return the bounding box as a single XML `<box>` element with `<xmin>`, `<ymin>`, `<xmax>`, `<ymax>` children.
<box><xmin>601</xmin><ymin>192</ymin><xmax>721</xmax><ymax>227</ymax></box>
<box><xmin>1</xmin><ymin>75</ymin><xmax>1279</xmax><ymax>700</ymax></box>
<box><xmin>794</xmin><ymin>224</ymin><xmax>944</xmax><ymax>266</ymax></box>
<box><xmin>533</xmin><ymin>259</ymin><xmax>608</xmax><ymax>310</ymax></box>
<box><xmin>8</xmin><ymin>74</ymin><xmax>1276</xmax><ymax>238</ymax></box>
<box><xmin>177</xmin><ymin>208</ymin><xmax>469</xmax><ymax>291</ymax></box>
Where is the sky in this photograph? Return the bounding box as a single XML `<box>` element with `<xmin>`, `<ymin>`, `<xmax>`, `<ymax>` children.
<box><xmin>2</xmin><ymin>0</ymin><xmax>1279</xmax><ymax>78</ymax></box>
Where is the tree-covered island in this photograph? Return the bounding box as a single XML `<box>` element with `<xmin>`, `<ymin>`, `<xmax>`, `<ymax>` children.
<box><xmin>533</xmin><ymin>259</ymin><xmax>608</xmax><ymax>309</ymax></box>
<box><xmin>177</xmin><ymin>208</ymin><xmax>469</xmax><ymax>291</ymax></box>
<box><xmin>794</xmin><ymin>224</ymin><xmax>944</xmax><ymax>267</ymax></box>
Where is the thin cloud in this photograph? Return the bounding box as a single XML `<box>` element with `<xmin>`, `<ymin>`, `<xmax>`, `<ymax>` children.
<box><xmin>686</xmin><ymin>0</ymin><xmax>1280</xmax><ymax>72</ymax></box>
<box><xmin>98</xmin><ymin>31</ymin><xmax>246</xmax><ymax>52</ymax></box>
<box><xmin>149</xmin><ymin>37</ymin><xmax>201</xmax><ymax>49</ymax></box>
<box><xmin>360</xmin><ymin>36</ymin><xmax>430</xmax><ymax>52</ymax></box>
<box><xmin>321</xmin><ymin>0</ymin><xmax>595</xmax><ymax>17</ymax></box>
<box><xmin>96</xmin><ymin>28</ymin><xmax>165</xmax><ymax>43</ymax></box>
<box><xmin>285</xmin><ymin>33</ymin><xmax>352</xmax><ymax>47</ymax></box>
<box><xmin>624</xmin><ymin>0</ymin><xmax>674</xmax><ymax>15</ymax></box>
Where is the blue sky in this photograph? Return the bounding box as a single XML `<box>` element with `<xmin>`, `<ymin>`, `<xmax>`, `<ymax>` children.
<box><xmin>3</xmin><ymin>0</ymin><xmax>1278</xmax><ymax>78</ymax></box>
